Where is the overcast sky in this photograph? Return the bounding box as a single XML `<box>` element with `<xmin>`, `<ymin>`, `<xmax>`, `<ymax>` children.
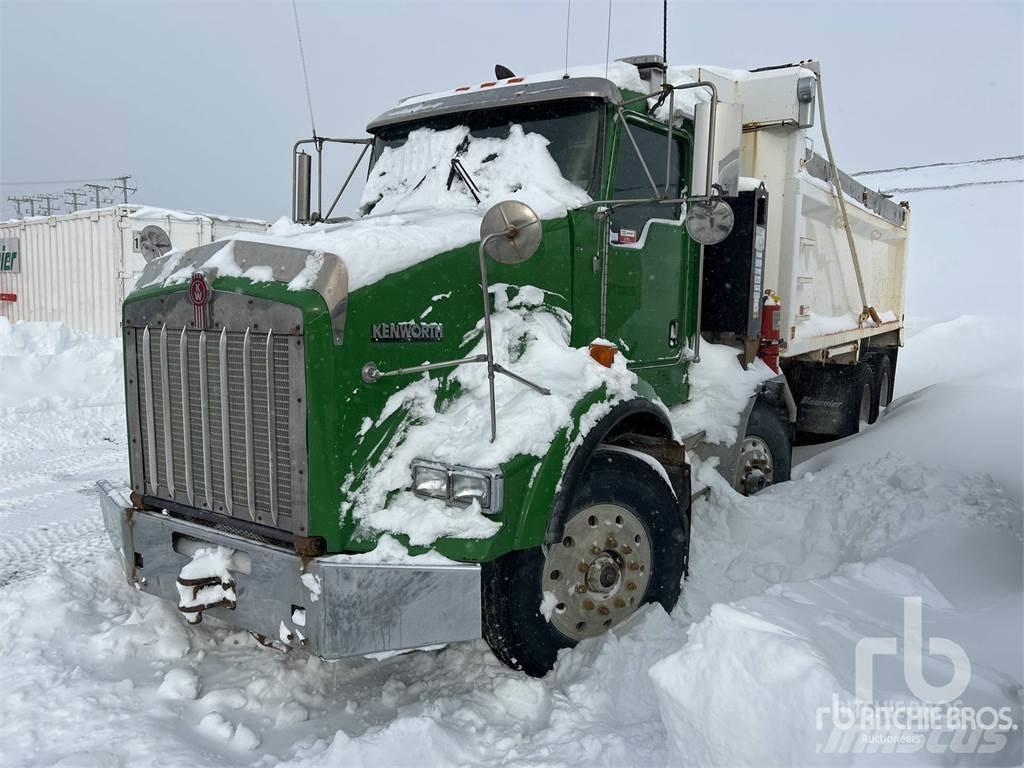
<box><xmin>2</xmin><ymin>0</ymin><xmax>1021</xmax><ymax>221</ymax></box>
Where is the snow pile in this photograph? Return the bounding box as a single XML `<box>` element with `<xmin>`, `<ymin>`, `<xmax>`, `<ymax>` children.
<box><xmin>346</xmin><ymin>285</ymin><xmax>636</xmax><ymax>546</ymax></box>
<box><xmin>0</xmin><ymin>317</ymin><xmax>122</xmax><ymax>412</ymax></box>
<box><xmin>894</xmin><ymin>314</ymin><xmax>1007</xmax><ymax>397</ymax></box>
<box><xmin>651</xmin><ymin>604</ymin><xmax>844</xmax><ymax>767</ymax></box>
<box><xmin>668</xmin><ymin>341</ymin><xmax>776</xmax><ymax>444</ymax></box>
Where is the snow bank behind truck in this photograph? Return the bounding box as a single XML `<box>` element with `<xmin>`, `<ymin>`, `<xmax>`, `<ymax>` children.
<box><xmin>99</xmin><ymin>56</ymin><xmax>909</xmax><ymax>675</ymax></box>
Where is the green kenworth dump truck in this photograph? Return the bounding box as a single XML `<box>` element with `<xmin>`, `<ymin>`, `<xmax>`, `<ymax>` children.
<box><xmin>99</xmin><ymin>56</ymin><xmax>908</xmax><ymax>676</ymax></box>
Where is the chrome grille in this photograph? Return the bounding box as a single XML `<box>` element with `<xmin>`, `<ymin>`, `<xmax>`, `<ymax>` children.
<box><xmin>129</xmin><ymin>323</ymin><xmax>305</xmax><ymax>533</ymax></box>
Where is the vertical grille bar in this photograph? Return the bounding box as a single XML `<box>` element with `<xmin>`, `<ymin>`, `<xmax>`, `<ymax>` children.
<box><xmin>142</xmin><ymin>326</ymin><xmax>158</xmax><ymax>495</ymax></box>
<box><xmin>266</xmin><ymin>329</ymin><xmax>279</xmax><ymax>526</ymax></box>
<box><xmin>242</xmin><ymin>327</ymin><xmax>256</xmax><ymax>521</ymax></box>
<box><xmin>179</xmin><ymin>327</ymin><xmax>194</xmax><ymax>506</ymax></box>
<box><xmin>159</xmin><ymin>324</ymin><xmax>175</xmax><ymax>497</ymax></box>
<box><xmin>199</xmin><ymin>330</ymin><xmax>212</xmax><ymax>504</ymax></box>
<box><xmin>219</xmin><ymin>327</ymin><xmax>233</xmax><ymax>515</ymax></box>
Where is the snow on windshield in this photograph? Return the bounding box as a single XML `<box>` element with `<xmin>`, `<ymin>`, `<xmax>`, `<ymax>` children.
<box><xmin>359</xmin><ymin>124</ymin><xmax>591</xmax><ymax>218</ymax></box>
<box><xmin>147</xmin><ymin>122</ymin><xmax>594</xmax><ymax>295</ymax></box>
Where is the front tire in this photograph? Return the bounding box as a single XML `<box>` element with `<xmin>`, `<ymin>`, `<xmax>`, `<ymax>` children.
<box><xmin>481</xmin><ymin>449</ymin><xmax>685</xmax><ymax>677</ymax></box>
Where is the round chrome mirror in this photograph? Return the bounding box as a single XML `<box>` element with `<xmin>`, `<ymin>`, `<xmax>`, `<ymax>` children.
<box><xmin>480</xmin><ymin>200</ymin><xmax>542</xmax><ymax>264</ymax></box>
<box><xmin>685</xmin><ymin>199</ymin><xmax>735</xmax><ymax>246</ymax></box>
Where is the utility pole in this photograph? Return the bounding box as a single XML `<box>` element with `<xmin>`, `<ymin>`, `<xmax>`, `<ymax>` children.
<box><xmin>110</xmin><ymin>175</ymin><xmax>137</xmax><ymax>204</ymax></box>
<box><xmin>82</xmin><ymin>183</ymin><xmax>108</xmax><ymax>210</ymax></box>
<box><xmin>64</xmin><ymin>189</ymin><xmax>88</xmax><ymax>212</ymax></box>
<box><xmin>6</xmin><ymin>197</ymin><xmax>26</xmax><ymax>217</ymax></box>
<box><xmin>34</xmin><ymin>193</ymin><xmax>60</xmax><ymax>216</ymax></box>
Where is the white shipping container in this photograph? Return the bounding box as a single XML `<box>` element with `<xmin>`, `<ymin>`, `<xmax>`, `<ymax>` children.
<box><xmin>0</xmin><ymin>205</ymin><xmax>268</xmax><ymax>337</ymax></box>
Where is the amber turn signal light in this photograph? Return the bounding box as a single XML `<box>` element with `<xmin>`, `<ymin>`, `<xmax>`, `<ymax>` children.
<box><xmin>588</xmin><ymin>342</ymin><xmax>617</xmax><ymax>368</ymax></box>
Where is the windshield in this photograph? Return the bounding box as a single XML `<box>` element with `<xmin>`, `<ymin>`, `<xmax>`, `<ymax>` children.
<box><xmin>369</xmin><ymin>98</ymin><xmax>604</xmax><ymax>196</ymax></box>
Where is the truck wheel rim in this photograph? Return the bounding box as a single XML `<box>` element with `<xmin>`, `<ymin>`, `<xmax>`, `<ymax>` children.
<box><xmin>543</xmin><ymin>504</ymin><xmax>652</xmax><ymax>641</ymax></box>
<box><xmin>737</xmin><ymin>436</ymin><xmax>774</xmax><ymax>495</ymax></box>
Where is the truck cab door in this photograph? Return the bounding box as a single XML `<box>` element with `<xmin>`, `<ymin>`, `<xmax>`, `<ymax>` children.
<box><xmin>602</xmin><ymin>117</ymin><xmax>691</xmax><ymax>365</ymax></box>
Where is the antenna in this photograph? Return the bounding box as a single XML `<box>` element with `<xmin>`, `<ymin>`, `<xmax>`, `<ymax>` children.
<box><xmin>562</xmin><ymin>0</ymin><xmax>572</xmax><ymax>79</ymax></box>
<box><xmin>603</xmin><ymin>0</ymin><xmax>613</xmax><ymax>78</ymax></box>
<box><xmin>663</xmin><ymin>0</ymin><xmax>668</xmax><ymax>64</ymax></box>
<box><xmin>291</xmin><ymin>0</ymin><xmax>318</xmax><ymax>138</ymax></box>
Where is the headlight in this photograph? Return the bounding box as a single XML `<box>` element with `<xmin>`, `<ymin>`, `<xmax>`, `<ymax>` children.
<box><xmin>411</xmin><ymin>462</ymin><xmax>449</xmax><ymax>500</ymax></box>
<box><xmin>409</xmin><ymin>459</ymin><xmax>503</xmax><ymax>512</ymax></box>
<box><xmin>451</xmin><ymin>471</ymin><xmax>490</xmax><ymax>507</ymax></box>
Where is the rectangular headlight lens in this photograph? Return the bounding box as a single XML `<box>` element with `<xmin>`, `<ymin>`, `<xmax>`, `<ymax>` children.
<box><xmin>451</xmin><ymin>472</ymin><xmax>491</xmax><ymax>508</ymax></box>
<box><xmin>412</xmin><ymin>464</ymin><xmax>449</xmax><ymax>500</ymax></box>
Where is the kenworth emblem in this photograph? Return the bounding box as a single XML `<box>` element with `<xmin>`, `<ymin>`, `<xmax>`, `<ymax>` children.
<box><xmin>371</xmin><ymin>322</ymin><xmax>444</xmax><ymax>342</ymax></box>
<box><xmin>189</xmin><ymin>272</ymin><xmax>211</xmax><ymax>330</ymax></box>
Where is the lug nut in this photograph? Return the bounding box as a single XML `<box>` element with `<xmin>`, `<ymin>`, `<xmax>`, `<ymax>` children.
<box><xmin>577</xmin><ymin>561</ymin><xmax>589</xmax><ymax>573</ymax></box>
<box><xmin>598</xmin><ymin>606</ymin><xmax>610</xmax><ymax>616</ymax></box>
<box><xmin>591</xmin><ymin>544</ymin><xmax>602</xmax><ymax>555</ymax></box>
<box><xmin>628</xmin><ymin>561</ymin><xmax>639</xmax><ymax>571</ymax></box>
<box><xmin>606</xmin><ymin>535</ymin><xmax>618</xmax><ymax>549</ymax></box>
<box><xmin>626</xmin><ymin>581</ymin><xmax>637</xmax><ymax>592</ymax></box>
<box><xmin>614</xmin><ymin>597</ymin><xmax>626</xmax><ymax>608</ymax></box>
<box><xmin>583</xmin><ymin>599</ymin><xmax>595</xmax><ymax>610</ymax></box>
<box><xmin>622</xmin><ymin>544</ymin><xmax>633</xmax><ymax>555</ymax></box>
<box><xmin>575</xmin><ymin>583</ymin><xmax>587</xmax><ymax>594</ymax></box>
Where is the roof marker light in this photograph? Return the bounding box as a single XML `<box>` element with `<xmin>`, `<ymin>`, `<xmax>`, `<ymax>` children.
<box><xmin>480</xmin><ymin>81</ymin><xmax>496</xmax><ymax>88</ymax></box>
<box><xmin>455</xmin><ymin>86</ymin><xmax>470</xmax><ymax>92</ymax></box>
<box><xmin>508</xmin><ymin>77</ymin><xmax>525</xmax><ymax>84</ymax></box>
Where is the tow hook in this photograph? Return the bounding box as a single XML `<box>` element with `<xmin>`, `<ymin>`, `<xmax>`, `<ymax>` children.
<box><xmin>176</xmin><ymin>573</ymin><xmax>237</xmax><ymax>624</ymax></box>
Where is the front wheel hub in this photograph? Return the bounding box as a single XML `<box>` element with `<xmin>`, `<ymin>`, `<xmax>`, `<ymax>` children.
<box><xmin>543</xmin><ymin>504</ymin><xmax>652</xmax><ymax>641</ymax></box>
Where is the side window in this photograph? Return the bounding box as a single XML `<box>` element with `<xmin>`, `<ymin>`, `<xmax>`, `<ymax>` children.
<box><xmin>611</xmin><ymin>122</ymin><xmax>685</xmax><ymax>241</ymax></box>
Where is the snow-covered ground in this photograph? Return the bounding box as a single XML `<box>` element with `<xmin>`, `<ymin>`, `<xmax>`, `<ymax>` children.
<box><xmin>1</xmin><ymin>169</ymin><xmax>1021</xmax><ymax>765</ymax></box>
<box><xmin>0</xmin><ymin>314</ymin><xmax>1019</xmax><ymax>767</ymax></box>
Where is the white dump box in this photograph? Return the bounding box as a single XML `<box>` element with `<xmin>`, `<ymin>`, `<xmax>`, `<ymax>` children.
<box><xmin>680</xmin><ymin>62</ymin><xmax>909</xmax><ymax>361</ymax></box>
<box><xmin>0</xmin><ymin>206</ymin><xmax>268</xmax><ymax>337</ymax></box>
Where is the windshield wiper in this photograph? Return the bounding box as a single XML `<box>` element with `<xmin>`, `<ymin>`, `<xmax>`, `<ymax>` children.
<box><xmin>445</xmin><ymin>136</ymin><xmax>482</xmax><ymax>203</ymax></box>
<box><xmin>446</xmin><ymin>157</ymin><xmax>481</xmax><ymax>204</ymax></box>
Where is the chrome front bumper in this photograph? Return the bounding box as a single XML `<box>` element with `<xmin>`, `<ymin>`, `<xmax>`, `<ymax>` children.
<box><xmin>97</xmin><ymin>481</ymin><xmax>482</xmax><ymax>658</ymax></box>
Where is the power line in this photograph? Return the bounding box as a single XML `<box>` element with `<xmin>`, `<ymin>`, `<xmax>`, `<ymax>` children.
<box><xmin>875</xmin><ymin>178</ymin><xmax>1023</xmax><ymax>195</ymax></box>
<box><xmin>852</xmin><ymin>154</ymin><xmax>1023</xmax><ymax>177</ymax></box>
<box><xmin>0</xmin><ymin>176</ymin><xmax>113</xmax><ymax>187</ymax></box>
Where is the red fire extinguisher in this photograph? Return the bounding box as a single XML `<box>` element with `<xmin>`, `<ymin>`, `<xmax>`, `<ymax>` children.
<box><xmin>758</xmin><ymin>291</ymin><xmax>782</xmax><ymax>373</ymax></box>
